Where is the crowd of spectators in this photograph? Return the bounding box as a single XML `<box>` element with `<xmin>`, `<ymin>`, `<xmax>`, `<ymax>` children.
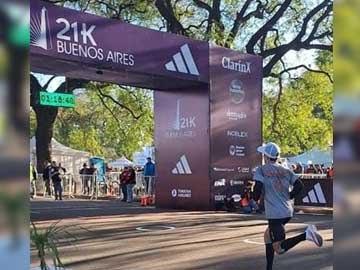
<box><xmin>291</xmin><ymin>161</ymin><xmax>334</xmax><ymax>177</ymax></box>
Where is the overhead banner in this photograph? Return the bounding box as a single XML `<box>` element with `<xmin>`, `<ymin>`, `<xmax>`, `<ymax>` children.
<box><xmin>30</xmin><ymin>0</ymin><xmax>209</xmax><ymax>85</ymax></box>
<box><xmin>154</xmin><ymin>88</ymin><xmax>210</xmax><ymax>210</ymax></box>
<box><xmin>209</xmin><ymin>45</ymin><xmax>262</xmax><ymax>206</ymax></box>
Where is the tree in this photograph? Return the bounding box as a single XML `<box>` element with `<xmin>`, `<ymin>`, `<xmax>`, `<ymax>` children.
<box><xmin>263</xmin><ymin>52</ymin><xmax>333</xmax><ymax>154</ymax></box>
<box><xmin>53</xmin><ymin>83</ymin><xmax>154</xmax><ymax>160</ymax></box>
<box><xmin>30</xmin><ymin>74</ymin><xmax>87</xmax><ymax>172</ymax></box>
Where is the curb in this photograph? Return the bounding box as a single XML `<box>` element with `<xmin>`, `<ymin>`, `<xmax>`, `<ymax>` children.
<box><xmin>294</xmin><ymin>206</ymin><xmax>333</xmax><ymax>215</ymax></box>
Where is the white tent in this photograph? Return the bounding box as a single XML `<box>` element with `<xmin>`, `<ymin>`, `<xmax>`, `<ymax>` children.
<box><xmin>108</xmin><ymin>156</ymin><xmax>133</xmax><ymax>168</ymax></box>
<box><xmin>30</xmin><ymin>137</ymin><xmax>91</xmax><ymax>175</ymax></box>
<box><xmin>287</xmin><ymin>148</ymin><xmax>333</xmax><ymax>166</ymax></box>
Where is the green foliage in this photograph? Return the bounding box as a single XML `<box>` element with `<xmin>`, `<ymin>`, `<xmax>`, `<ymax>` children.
<box><xmin>334</xmin><ymin>1</ymin><xmax>360</xmax><ymax>92</ymax></box>
<box><xmin>263</xmin><ymin>70</ymin><xmax>333</xmax><ymax>155</ymax></box>
<box><xmin>53</xmin><ymin>83</ymin><xmax>154</xmax><ymax>160</ymax></box>
<box><xmin>30</xmin><ymin>220</ymin><xmax>78</xmax><ymax>270</ymax></box>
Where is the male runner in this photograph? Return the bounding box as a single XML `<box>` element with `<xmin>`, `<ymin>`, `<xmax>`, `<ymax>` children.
<box><xmin>252</xmin><ymin>142</ymin><xmax>323</xmax><ymax>270</ymax></box>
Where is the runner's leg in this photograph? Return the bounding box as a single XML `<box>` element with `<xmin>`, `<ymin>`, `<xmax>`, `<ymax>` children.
<box><xmin>264</xmin><ymin>228</ymin><xmax>274</xmax><ymax>270</ymax></box>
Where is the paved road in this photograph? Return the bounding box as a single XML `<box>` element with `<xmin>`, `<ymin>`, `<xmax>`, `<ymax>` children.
<box><xmin>31</xmin><ymin>198</ymin><xmax>333</xmax><ymax>270</ymax></box>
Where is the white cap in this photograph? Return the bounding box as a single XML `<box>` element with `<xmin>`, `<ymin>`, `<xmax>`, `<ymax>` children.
<box><xmin>257</xmin><ymin>142</ymin><xmax>281</xmax><ymax>159</ymax></box>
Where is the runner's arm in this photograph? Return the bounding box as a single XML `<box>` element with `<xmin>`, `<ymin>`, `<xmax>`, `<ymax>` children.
<box><xmin>252</xmin><ymin>181</ymin><xmax>263</xmax><ymax>201</ymax></box>
<box><xmin>289</xmin><ymin>179</ymin><xmax>304</xmax><ymax>199</ymax></box>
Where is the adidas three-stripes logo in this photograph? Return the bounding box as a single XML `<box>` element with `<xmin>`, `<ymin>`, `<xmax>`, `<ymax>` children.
<box><xmin>165</xmin><ymin>44</ymin><xmax>200</xmax><ymax>76</ymax></box>
<box><xmin>302</xmin><ymin>183</ymin><xmax>326</xmax><ymax>204</ymax></box>
<box><xmin>172</xmin><ymin>155</ymin><xmax>192</xmax><ymax>175</ymax></box>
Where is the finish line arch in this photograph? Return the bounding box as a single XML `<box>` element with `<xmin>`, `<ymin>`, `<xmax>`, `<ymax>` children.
<box><xmin>30</xmin><ymin>0</ymin><xmax>262</xmax><ymax>210</ymax></box>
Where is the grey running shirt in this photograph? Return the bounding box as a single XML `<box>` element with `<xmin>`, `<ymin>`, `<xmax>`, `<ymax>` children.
<box><xmin>253</xmin><ymin>163</ymin><xmax>299</xmax><ymax>219</ymax></box>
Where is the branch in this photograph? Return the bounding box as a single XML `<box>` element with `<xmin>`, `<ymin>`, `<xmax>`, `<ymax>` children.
<box><xmin>96</xmin><ymin>93</ymin><xmax>120</xmax><ymax>124</ymax></box>
<box><xmin>271</xmin><ymin>76</ymin><xmax>284</xmax><ymax>136</ymax></box>
<box><xmin>246</xmin><ymin>0</ymin><xmax>291</xmax><ymax>54</ymax></box>
<box><xmin>155</xmin><ymin>0</ymin><xmax>186</xmax><ymax>35</ymax></box>
<box><xmin>96</xmin><ymin>86</ymin><xmax>143</xmax><ymax>120</ymax></box>
<box><xmin>270</xmin><ymin>64</ymin><xmax>333</xmax><ymax>83</ymax></box>
<box><xmin>192</xmin><ymin>0</ymin><xmax>211</xmax><ymax>12</ymax></box>
<box><xmin>43</xmin><ymin>75</ymin><xmax>57</xmax><ymax>90</ymax></box>
<box><xmin>225</xmin><ymin>0</ymin><xmax>257</xmax><ymax>47</ymax></box>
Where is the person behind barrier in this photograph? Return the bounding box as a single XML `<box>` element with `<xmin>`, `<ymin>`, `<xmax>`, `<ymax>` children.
<box><xmin>253</xmin><ymin>142</ymin><xmax>323</xmax><ymax>270</ymax></box>
<box><xmin>87</xmin><ymin>163</ymin><xmax>96</xmax><ymax>195</ymax></box>
<box><xmin>119</xmin><ymin>167</ymin><xmax>129</xmax><ymax>202</ymax></box>
<box><xmin>79</xmin><ymin>163</ymin><xmax>89</xmax><ymax>195</ymax></box>
<box><xmin>30</xmin><ymin>162</ymin><xmax>37</xmax><ymax>199</ymax></box>
<box><xmin>50</xmin><ymin>161</ymin><xmax>62</xmax><ymax>201</ymax></box>
<box><xmin>126</xmin><ymin>166</ymin><xmax>136</xmax><ymax>203</ymax></box>
<box><xmin>143</xmin><ymin>157</ymin><xmax>155</xmax><ymax>195</ymax></box>
<box><xmin>43</xmin><ymin>160</ymin><xmax>52</xmax><ymax>196</ymax></box>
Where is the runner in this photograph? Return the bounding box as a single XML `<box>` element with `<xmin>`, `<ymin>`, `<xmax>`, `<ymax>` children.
<box><xmin>252</xmin><ymin>142</ymin><xmax>323</xmax><ymax>270</ymax></box>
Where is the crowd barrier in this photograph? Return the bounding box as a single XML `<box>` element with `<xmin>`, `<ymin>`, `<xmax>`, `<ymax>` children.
<box><xmin>32</xmin><ymin>172</ymin><xmax>156</xmax><ymax>200</ymax></box>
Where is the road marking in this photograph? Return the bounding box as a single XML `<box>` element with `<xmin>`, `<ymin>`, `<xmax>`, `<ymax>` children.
<box><xmin>243</xmin><ymin>238</ymin><xmax>263</xmax><ymax>245</ymax></box>
<box><xmin>136</xmin><ymin>225</ymin><xmax>176</xmax><ymax>232</ymax></box>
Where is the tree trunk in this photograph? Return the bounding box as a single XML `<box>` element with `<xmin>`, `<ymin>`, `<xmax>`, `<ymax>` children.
<box><xmin>34</xmin><ymin>105</ymin><xmax>58</xmax><ymax>173</ymax></box>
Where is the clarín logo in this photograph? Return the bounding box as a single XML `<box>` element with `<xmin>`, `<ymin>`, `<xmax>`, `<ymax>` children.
<box><xmin>222</xmin><ymin>57</ymin><xmax>251</xmax><ymax>73</ymax></box>
<box><xmin>165</xmin><ymin>44</ymin><xmax>200</xmax><ymax>76</ymax></box>
<box><xmin>31</xmin><ymin>7</ymin><xmax>52</xmax><ymax>50</ymax></box>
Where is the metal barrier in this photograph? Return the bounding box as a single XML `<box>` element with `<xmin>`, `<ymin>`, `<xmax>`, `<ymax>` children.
<box><xmin>33</xmin><ymin>172</ymin><xmax>156</xmax><ymax>201</ymax></box>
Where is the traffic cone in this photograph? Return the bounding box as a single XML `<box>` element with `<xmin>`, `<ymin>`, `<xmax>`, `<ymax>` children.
<box><xmin>140</xmin><ymin>195</ymin><xmax>147</xmax><ymax>206</ymax></box>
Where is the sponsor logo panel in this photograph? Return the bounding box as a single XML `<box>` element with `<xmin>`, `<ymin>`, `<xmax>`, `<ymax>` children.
<box><xmin>31</xmin><ymin>6</ymin><xmax>135</xmax><ymax>66</ymax></box>
<box><xmin>172</xmin><ymin>155</ymin><xmax>192</xmax><ymax>175</ymax></box>
<box><xmin>165</xmin><ymin>44</ymin><xmax>200</xmax><ymax>76</ymax></box>
<box><xmin>229</xmin><ymin>145</ymin><xmax>245</xmax><ymax>157</ymax></box>
<box><xmin>171</xmin><ymin>189</ymin><xmax>192</xmax><ymax>198</ymax></box>
<box><xmin>227</xmin><ymin>130</ymin><xmax>248</xmax><ymax>138</ymax></box>
<box><xmin>302</xmin><ymin>183</ymin><xmax>326</xmax><ymax>204</ymax></box>
<box><xmin>166</xmin><ymin>99</ymin><xmax>197</xmax><ymax>138</ymax></box>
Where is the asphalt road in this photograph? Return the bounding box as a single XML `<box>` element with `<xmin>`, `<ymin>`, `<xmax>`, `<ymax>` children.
<box><xmin>31</xmin><ymin>198</ymin><xmax>333</xmax><ymax>270</ymax></box>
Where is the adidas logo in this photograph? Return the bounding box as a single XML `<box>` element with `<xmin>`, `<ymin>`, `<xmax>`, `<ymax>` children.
<box><xmin>31</xmin><ymin>7</ymin><xmax>52</xmax><ymax>50</ymax></box>
<box><xmin>171</xmin><ymin>155</ymin><xmax>192</xmax><ymax>175</ymax></box>
<box><xmin>302</xmin><ymin>183</ymin><xmax>326</xmax><ymax>204</ymax></box>
<box><xmin>165</xmin><ymin>44</ymin><xmax>200</xmax><ymax>76</ymax></box>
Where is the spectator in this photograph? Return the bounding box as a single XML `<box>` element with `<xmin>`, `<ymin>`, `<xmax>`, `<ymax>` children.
<box><xmin>126</xmin><ymin>166</ymin><xmax>136</xmax><ymax>203</ymax></box>
<box><xmin>327</xmin><ymin>165</ymin><xmax>334</xmax><ymax>178</ymax></box>
<box><xmin>58</xmin><ymin>163</ymin><xmax>67</xmax><ymax>174</ymax></box>
<box><xmin>119</xmin><ymin>167</ymin><xmax>129</xmax><ymax>202</ymax></box>
<box><xmin>241</xmin><ymin>182</ymin><xmax>261</xmax><ymax>214</ymax></box>
<box><xmin>50</xmin><ymin>161</ymin><xmax>62</xmax><ymax>200</ymax></box>
<box><xmin>305</xmin><ymin>161</ymin><xmax>316</xmax><ymax>174</ymax></box>
<box><xmin>87</xmin><ymin>163</ymin><xmax>96</xmax><ymax>195</ymax></box>
<box><xmin>293</xmin><ymin>163</ymin><xmax>303</xmax><ymax>174</ymax></box>
<box><xmin>79</xmin><ymin>163</ymin><xmax>89</xmax><ymax>195</ymax></box>
<box><xmin>43</xmin><ymin>160</ymin><xmax>52</xmax><ymax>196</ymax></box>
<box><xmin>314</xmin><ymin>164</ymin><xmax>324</xmax><ymax>174</ymax></box>
<box><xmin>30</xmin><ymin>163</ymin><xmax>37</xmax><ymax>199</ymax></box>
<box><xmin>143</xmin><ymin>157</ymin><xmax>155</xmax><ymax>195</ymax></box>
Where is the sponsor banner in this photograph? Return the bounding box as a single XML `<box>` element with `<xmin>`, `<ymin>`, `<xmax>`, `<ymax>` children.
<box><xmin>30</xmin><ymin>0</ymin><xmax>209</xmax><ymax>83</ymax></box>
<box><xmin>295</xmin><ymin>178</ymin><xmax>333</xmax><ymax>207</ymax></box>
<box><xmin>154</xmin><ymin>88</ymin><xmax>210</xmax><ymax>210</ymax></box>
<box><xmin>209</xmin><ymin>45</ymin><xmax>262</xmax><ymax>205</ymax></box>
